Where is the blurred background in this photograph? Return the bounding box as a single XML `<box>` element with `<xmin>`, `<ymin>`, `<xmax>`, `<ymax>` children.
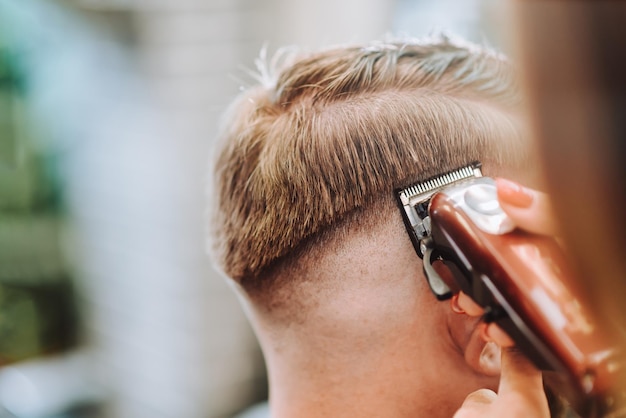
<box><xmin>0</xmin><ymin>1</ymin><xmax>507</xmax><ymax>417</ymax></box>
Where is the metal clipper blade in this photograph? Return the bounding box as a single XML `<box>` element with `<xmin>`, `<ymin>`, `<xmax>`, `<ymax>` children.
<box><xmin>396</xmin><ymin>162</ymin><xmax>483</xmax><ymax>251</ymax></box>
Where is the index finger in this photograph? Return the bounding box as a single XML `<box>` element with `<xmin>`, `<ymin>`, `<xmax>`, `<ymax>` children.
<box><xmin>495</xmin><ymin>178</ymin><xmax>559</xmax><ymax>236</ymax></box>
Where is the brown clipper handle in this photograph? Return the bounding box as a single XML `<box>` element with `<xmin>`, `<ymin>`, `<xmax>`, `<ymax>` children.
<box><xmin>428</xmin><ymin>191</ymin><xmax>623</xmax><ymax>406</ymax></box>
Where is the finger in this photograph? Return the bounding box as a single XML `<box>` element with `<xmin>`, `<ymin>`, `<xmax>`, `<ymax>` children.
<box><xmin>485</xmin><ymin>323</ymin><xmax>515</xmax><ymax>347</ymax></box>
<box><xmin>457</xmin><ymin>291</ymin><xmax>484</xmax><ymax>316</ymax></box>
<box><xmin>498</xmin><ymin>348</ymin><xmax>544</xmax><ymax>397</ymax></box>
<box><xmin>498</xmin><ymin>348</ymin><xmax>550</xmax><ymax>417</ymax></box>
<box><xmin>456</xmin><ymin>292</ymin><xmax>516</xmax><ymax>347</ymax></box>
<box><xmin>453</xmin><ymin>389</ymin><xmax>497</xmax><ymax>418</ymax></box>
<box><xmin>495</xmin><ymin>178</ymin><xmax>559</xmax><ymax>236</ymax></box>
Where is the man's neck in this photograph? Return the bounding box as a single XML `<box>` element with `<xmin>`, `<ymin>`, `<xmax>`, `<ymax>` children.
<box><xmin>262</xmin><ymin>340</ymin><xmax>459</xmax><ymax>418</ymax></box>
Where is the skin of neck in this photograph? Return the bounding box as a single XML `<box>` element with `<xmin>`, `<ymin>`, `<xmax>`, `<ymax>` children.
<box><xmin>240</xmin><ymin>207</ymin><xmax>502</xmax><ymax>418</ymax></box>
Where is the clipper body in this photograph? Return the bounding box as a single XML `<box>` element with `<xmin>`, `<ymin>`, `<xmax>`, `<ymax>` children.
<box><xmin>396</xmin><ymin>163</ymin><xmax>624</xmax><ymax>415</ymax></box>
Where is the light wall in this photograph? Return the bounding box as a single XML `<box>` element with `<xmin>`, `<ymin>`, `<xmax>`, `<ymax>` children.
<box><xmin>47</xmin><ymin>1</ymin><xmax>396</xmax><ymax>417</ymax></box>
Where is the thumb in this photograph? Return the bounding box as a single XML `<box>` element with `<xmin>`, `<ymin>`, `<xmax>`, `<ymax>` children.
<box><xmin>453</xmin><ymin>389</ymin><xmax>497</xmax><ymax>418</ymax></box>
<box><xmin>498</xmin><ymin>348</ymin><xmax>542</xmax><ymax>394</ymax></box>
<box><xmin>498</xmin><ymin>348</ymin><xmax>549</xmax><ymax>416</ymax></box>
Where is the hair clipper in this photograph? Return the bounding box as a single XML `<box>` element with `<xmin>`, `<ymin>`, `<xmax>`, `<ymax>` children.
<box><xmin>396</xmin><ymin>162</ymin><xmax>625</xmax><ymax>416</ymax></box>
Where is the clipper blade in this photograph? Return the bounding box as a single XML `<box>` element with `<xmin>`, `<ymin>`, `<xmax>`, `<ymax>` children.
<box><xmin>396</xmin><ymin>162</ymin><xmax>483</xmax><ymax>248</ymax></box>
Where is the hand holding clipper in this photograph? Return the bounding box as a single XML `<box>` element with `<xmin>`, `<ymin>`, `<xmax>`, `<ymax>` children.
<box><xmin>396</xmin><ymin>163</ymin><xmax>624</xmax><ymax>416</ymax></box>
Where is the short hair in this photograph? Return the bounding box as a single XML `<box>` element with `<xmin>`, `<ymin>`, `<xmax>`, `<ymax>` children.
<box><xmin>209</xmin><ymin>35</ymin><xmax>526</xmax><ymax>291</ymax></box>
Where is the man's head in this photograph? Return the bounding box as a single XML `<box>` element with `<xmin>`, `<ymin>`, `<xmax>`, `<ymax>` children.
<box><xmin>209</xmin><ymin>35</ymin><xmax>532</xmax><ymax>417</ymax></box>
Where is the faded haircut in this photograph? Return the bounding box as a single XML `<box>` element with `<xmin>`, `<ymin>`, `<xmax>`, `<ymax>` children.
<box><xmin>209</xmin><ymin>35</ymin><xmax>526</xmax><ymax>291</ymax></box>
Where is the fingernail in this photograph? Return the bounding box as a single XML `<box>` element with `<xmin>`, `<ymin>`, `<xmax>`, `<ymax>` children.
<box><xmin>496</xmin><ymin>178</ymin><xmax>534</xmax><ymax>208</ymax></box>
<box><xmin>450</xmin><ymin>294</ymin><xmax>465</xmax><ymax>314</ymax></box>
<box><xmin>479</xmin><ymin>323</ymin><xmax>491</xmax><ymax>342</ymax></box>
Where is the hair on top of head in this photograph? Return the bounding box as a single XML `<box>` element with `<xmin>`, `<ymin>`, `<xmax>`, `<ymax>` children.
<box><xmin>209</xmin><ymin>34</ymin><xmax>526</xmax><ymax>291</ymax></box>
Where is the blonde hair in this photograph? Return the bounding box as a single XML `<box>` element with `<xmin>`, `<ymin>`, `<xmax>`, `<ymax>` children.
<box><xmin>210</xmin><ymin>35</ymin><xmax>526</xmax><ymax>290</ymax></box>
